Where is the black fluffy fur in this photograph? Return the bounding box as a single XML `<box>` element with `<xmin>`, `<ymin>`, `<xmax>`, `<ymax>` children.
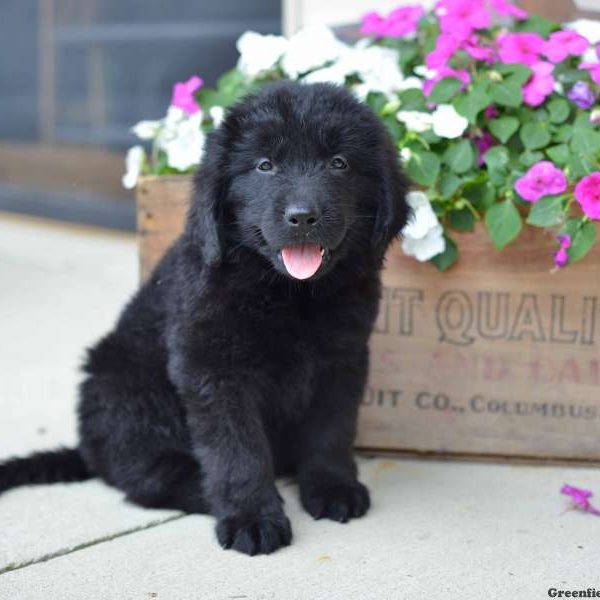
<box><xmin>0</xmin><ymin>82</ymin><xmax>408</xmax><ymax>555</ymax></box>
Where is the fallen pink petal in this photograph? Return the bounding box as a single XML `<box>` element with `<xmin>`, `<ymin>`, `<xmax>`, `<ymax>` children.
<box><xmin>561</xmin><ymin>484</ymin><xmax>600</xmax><ymax>516</ymax></box>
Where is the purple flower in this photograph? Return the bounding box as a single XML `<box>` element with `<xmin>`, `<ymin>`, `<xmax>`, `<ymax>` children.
<box><xmin>554</xmin><ymin>234</ymin><xmax>571</xmax><ymax>269</ymax></box>
<box><xmin>567</xmin><ymin>81</ymin><xmax>596</xmax><ymax>110</ymax></box>
<box><xmin>474</xmin><ymin>131</ymin><xmax>495</xmax><ymax>166</ymax></box>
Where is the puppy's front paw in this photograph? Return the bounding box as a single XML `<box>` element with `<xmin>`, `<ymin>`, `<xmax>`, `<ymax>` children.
<box><xmin>301</xmin><ymin>480</ymin><xmax>370</xmax><ymax>523</ymax></box>
<box><xmin>216</xmin><ymin>512</ymin><xmax>292</xmax><ymax>556</ymax></box>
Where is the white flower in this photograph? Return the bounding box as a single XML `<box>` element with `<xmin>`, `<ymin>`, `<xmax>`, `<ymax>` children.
<box><xmin>302</xmin><ymin>63</ymin><xmax>348</xmax><ymax>85</ymax></box>
<box><xmin>350</xmin><ymin>43</ymin><xmax>413</xmax><ymax>98</ymax></box>
<box><xmin>122</xmin><ymin>145</ymin><xmax>145</xmax><ymax>190</ymax></box>
<box><xmin>566</xmin><ymin>19</ymin><xmax>600</xmax><ymax>45</ymax></box>
<box><xmin>401</xmin><ymin>191</ymin><xmax>446</xmax><ymax>261</ymax></box>
<box><xmin>209</xmin><ymin>105</ymin><xmax>225</xmax><ymax>127</ymax></box>
<box><xmin>236</xmin><ymin>31</ymin><xmax>287</xmax><ymax>78</ymax></box>
<box><xmin>281</xmin><ymin>25</ymin><xmax>346</xmax><ymax>79</ymax></box>
<box><xmin>400</xmin><ymin>147</ymin><xmax>412</xmax><ymax>163</ymax></box>
<box><xmin>414</xmin><ymin>64</ymin><xmax>435</xmax><ymax>79</ymax></box>
<box><xmin>566</xmin><ymin>20</ymin><xmax>600</xmax><ymax>63</ymax></box>
<box><xmin>131</xmin><ymin>120</ymin><xmax>161</xmax><ymax>140</ymax></box>
<box><xmin>158</xmin><ymin>110</ymin><xmax>205</xmax><ymax>171</ymax></box>
<box><xmin>591</xmin><ymin>108</ymin><xmax>600</xmax><ymax>125</ymax></box>
<box><xmin>432</xmin><ymin>104</ymin><xmax>469</xmax><ymax>139</ymax></box>
<box><xmin>396</xmin><ymin>110</ymin><xmax>433</xmax><ymax>133</ymax></box>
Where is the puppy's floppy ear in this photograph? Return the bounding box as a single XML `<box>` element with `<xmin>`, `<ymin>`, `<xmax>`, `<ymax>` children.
<box><xmin>186</xmin><ymin>131</ymin><xmax>228</xmax><ymax>266</ymax></box>
<box><xmin>372</xmin><ymin>137</ymin><xmax>410</xmax><ymax>255</ymax></box>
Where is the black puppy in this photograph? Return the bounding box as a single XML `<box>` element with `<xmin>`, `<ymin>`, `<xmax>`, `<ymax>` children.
<box><xmin>0</xmin><ymin>82</ymin><xmax>408</xmax><ymax>555</ymax></box>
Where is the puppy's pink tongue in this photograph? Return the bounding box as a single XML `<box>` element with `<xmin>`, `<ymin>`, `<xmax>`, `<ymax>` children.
<box><xmin>281</xmin><ymin>244</ymin><xmax>322</xmax><ymax>279</ymax></box>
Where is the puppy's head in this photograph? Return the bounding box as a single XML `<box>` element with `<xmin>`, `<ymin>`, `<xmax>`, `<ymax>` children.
<box><xmin>188</xmin><ymin>82</ymin><xmax>409</xmax><ymax>281</ymax></box>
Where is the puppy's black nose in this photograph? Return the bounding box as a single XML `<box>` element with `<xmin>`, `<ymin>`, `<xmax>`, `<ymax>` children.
<box><xmin>285</xmin><ymin>205</ymin><xmax>320</xmax><ymax>228</ymax></box>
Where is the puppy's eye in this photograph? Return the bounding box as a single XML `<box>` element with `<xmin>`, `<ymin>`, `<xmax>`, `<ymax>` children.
<box><xmin>330</xmin><ymin>156</ymin><xmax>348</xmax><ymax>170</ymax></box>
<box><xmin>257</xmin><ymin>159</ymin><xmax>274</xmax><ymax>172</ymax></box>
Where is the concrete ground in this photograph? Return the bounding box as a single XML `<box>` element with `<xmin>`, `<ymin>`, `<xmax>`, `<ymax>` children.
<box><xmin>0</xmin><ymin>212</ymin><xmax>599</xmax><ymax>600</ymax></box>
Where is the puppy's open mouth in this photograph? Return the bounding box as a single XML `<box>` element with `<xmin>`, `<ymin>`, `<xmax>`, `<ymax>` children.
<box><xmin>280</xmin><ymin>243</ymin><xmax>328</xmax><ymax>280</ymax></box>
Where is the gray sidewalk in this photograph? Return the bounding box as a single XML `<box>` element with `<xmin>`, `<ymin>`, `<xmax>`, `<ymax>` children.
<box><xmin>0</xmin><ymin>213</ymin><xmax>598</xmax><ymax>600</ymax></box>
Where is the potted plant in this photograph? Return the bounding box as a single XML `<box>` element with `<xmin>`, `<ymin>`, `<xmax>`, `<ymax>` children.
<box><xmin>131</xmin><ymin>1</ymin><xmax>600</xmax><ymax>462</ymax></box>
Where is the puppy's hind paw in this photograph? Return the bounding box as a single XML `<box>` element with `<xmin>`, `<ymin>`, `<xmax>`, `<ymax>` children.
<box><xmin>216</xmin><ymin>512</ymin><xmax>292</xmax><ymax>556</ymax></box>
<box><xmin>301</xmin><ymin>480</ymin><xmax>370</xmax><ymax>523</ymax></box>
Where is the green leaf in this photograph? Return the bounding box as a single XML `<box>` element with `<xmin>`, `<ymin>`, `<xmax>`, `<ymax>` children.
<box><xmin>566</xmin><ymin>220</ymin><xmax>598</xmax><ymax>263</ymax></box>
<box><xmin>489</xmin><ymin>79</ymin><xmax>523</xmax><ymax>108</ymax></box>
<box><xmin>495</xmin><ymin>64</ymin><xmax>532</xmax><ymax>86</ymax></box>
<box><xmin>365</xmin><ymin>92</ymin><xmax>388</xmax><ymax>115</ymax></box>
<box><xmin>483</xmin><ymin>146</ymin><xmax>510</xmax><ymax>171</ymax></box>
<box><xmin>453</xmin><ymin>84</ymin><xmax>490</xmax><ymax>124</ymax></box>
<box><xmin>489</xmin><ymin>116</ymin><xmax>519</xmax><ymax>143</ymax></box>
<box><xmin>485</xmin><ymin>199</ymin><xmax>523</xmax><ymax>250</ymax></box>
<box><xmin>464</xmin><ymin>180</ymin><xmax>496</xmax><ymax>211</ymax></box>
<box><xmin>519</xmin><ymin>150</ymin><xmax>545</xmax><ymax>168</ymax></box>
<box><xmin>520</xmin><ymin>122</ymin><xmax>551</xmax><ymax>150</ymax></box>
<box><xmin>570</xmin><ymin>128</ymin><xmax>600</xmax><ymax>156</ymax></box>
<box><xmin>406</xmin><ymin>150</ymin><xmax>440</xmax><ymax>186</ymax></box>
<box><xmin>444</xmin><ymin>140</ymin><xmax>475</xmax><ymax>174</ymax></box>
<box><xmin>439</xmin><ymin>173</ymin><xmax>462</xmax><ymax>199</ymax></box>
<box><xmin>430</xmin><ymin>235</ymin><xmax>458</xmax><ymax>271</ymax></box>
<box><xmin>382</xmin><ymin>115</ymin><xmax>404</xmax><ymax>141</ymax></box>
<box><xmin>526</xmin><ymin>196</ymin><xmax>565</xmax><ymax>227</ymax></box>
<box><xmin>398</xmin><ymin>89</ymin><xmax>427</xmax><ymax>111</ymax></box>
<box><xmin>547</xmin><ymin>98</ymin><xmax>570</xmax><ymax>124</ymax></box>
<box><xmin>568</xmin><ymin>154</ymin><xmax>596</xmax><ymax>179</ymax></box>
<box><xmin>517</xmin><ymin>14</ymin><xmax>557</xmax><ymax>37</ymax></box>
<box><xmin>429</xmin><ymin>78</ymin><xmax>462</xmax><ymax>104</ymax></box>
<box><xmin>553</xmin><ymin>124</ymin><xmax>573</xmax><ymax>143</ymax></box>
<box><xmin>448</xmin><ymin>207</ymin><xmax>475</xmax><ymax>232</ymax></box>
<box><xmin>546</xmin><ymin>144</ymin><xmax>570</xmax><ymax>165</ymax></box>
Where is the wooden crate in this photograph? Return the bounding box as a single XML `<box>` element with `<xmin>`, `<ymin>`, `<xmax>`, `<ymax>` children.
<box><xmin>137</xmin><ymin>175</ymin><xmax>600</xmax><ymax>463</ymax></box>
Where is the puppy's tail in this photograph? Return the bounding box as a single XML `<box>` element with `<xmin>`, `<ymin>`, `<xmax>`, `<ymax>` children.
<box><xmin>0</xmin><ymin>447</ymin><xmax>93</xmax><ymax>494</ymax></box>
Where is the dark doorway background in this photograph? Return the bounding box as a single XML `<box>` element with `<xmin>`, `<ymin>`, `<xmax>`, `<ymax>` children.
<box><xmin>0</xmin><ymin>0</ymin><xmax>281</xmax><ymax>230</ymax></box>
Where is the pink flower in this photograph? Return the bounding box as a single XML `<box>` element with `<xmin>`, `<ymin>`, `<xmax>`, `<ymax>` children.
<box><xmin>544</xmin><ymin>30</ymin><xmax>590</xmax><ymax>63</ymax></box>
<box><xmin>497</xmin><ymin>32</ymin><xmax>545</xmax><ymax>66</ymax></box>
<box><xmin>436</xmin><ymin>0</ymin><xmax>490</xmax><ymax>39</ymax></box>
<box><xmin>464</xmin><ymin>35</ymin><xmax>495</xmax><ymax>63</ymax></box>
<box><xmin>426</xmin><ymin>33</ymin><xmax>462</xmax><ymax>69</ymax></box>
<box><xmin>522</xmin><ymin>61</ymin><xmax>555</xmax><ymax>107</ymax></box>
<box><xmin>554</xmin><ymin>234</ymin><xmax>571</xmax><ymax>268</ymax></box>
<box><xmin>361</xmin><ymin>5</ymin><xmax>425</xmax><ymax>37</ymax></box>
<box><xmin>171</xmin><ymin>75</ymin><xmax>203</xmax><ymax>115</ymax></box>
<box><xmin>515</xmin><ymin>161</ymin><xmax>567</xmax><ymax>202</ymax></box>
<box><xmin>561</xmin><ymin>484</ymin><xmax>600</xmax><ymax>516</ymax></box>
<box><xmin>574</xmin><ymin>172</ymin><xmax>600</xmax><ymax>220</ymax></box>
<box><xmin>580</xmin><ymin>62</ymin><xmax>600</xmax><ymax>85</ymax></box>
<box><xmin>489</xmin><ymin>0</ymin><xmax>528</xmax><ymax>20</ymax></box>
<box><xmin>423</xmin><ymin>67</ymin><xmax>471</xmax><ymax>96</ymax></box>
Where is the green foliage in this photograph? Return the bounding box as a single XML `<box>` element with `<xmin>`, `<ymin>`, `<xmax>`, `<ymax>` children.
<box><xmin>526</xmin><ymin>196</ymin><xmax>565</xmax><ymax>227</ymax></box>
<box><xmin>485</xmin><ymin>199</ymin><xmax>522</xmax><ymax>250</ymax></box>
<box><xmin>453</xmin><ymin>83</ymin><xmax>490</xmax><ymax>123</ymax></box>
<box><xmin>406</xmin><ymin>150</ymin><xmax>440</xmax><ymax>187</ymax></box>
<box><xmin>136</xmin><ymin>2</ymin><xmax>600</xmax><ymax>270</ymax></box>
<box><xmin>444</xmin><ymin>140</ymin><xmax>475</xmax><ymax>174</ymax></box>
<box><xmin>520</xmin><ymin>122</ymin><xmax>551</xmax><ymax>150</ymax></box>
<box><xmin>489</xmin><ymin>116</ymin><xmax>519</xmax><ymax>143</ymax></box>
<box><xmin>429</xmin><ymin>78</ymin><xmax>462</xmax><ymax>104</ymax></box>
<box><xmin>565</xmin><ymin>219</ymin><xmax>598</xmax><ymax>263</ymax></box>
<box><xmin>430</xmin><ymin>235</ymin><xmax>458</xmax><ymax>271</ymax></box>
